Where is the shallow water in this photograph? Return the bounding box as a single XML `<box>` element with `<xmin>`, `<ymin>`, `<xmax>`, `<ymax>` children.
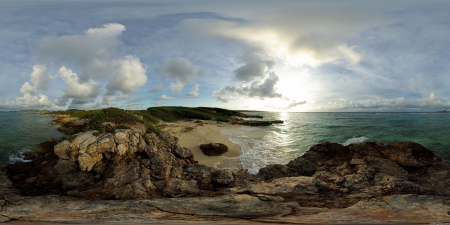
<box><xmin>221</xmin><ymin>112</ymin><xmax>450</xmax><ymax>174</ymax></box>
<box><xmin>0</xmin><ymin>112</ymin><xmax>64</xmax><ymax>166</ymax></box>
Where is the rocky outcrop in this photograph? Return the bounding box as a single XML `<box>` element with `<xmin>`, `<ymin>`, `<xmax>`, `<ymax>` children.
<box><xmin>50</xmin><ymin>115</ymin><xmax>88</xmax><ymax>135</ymax></box>
<box><xmin>254</xmin><ymin>141</ymin><xmax>450</xmax><ymax>208</ymax></box>
<box><xmin>199</xmin><ymin>143</ymin><xmax>228</xmax><ymax>156</ymax></box>
<box><xmin>236</xmin><ymin>113</ymin><xmax>263</xmax><ymax>118</ymax></box>
<box><xmin>230</xmin><ymin>118</ymin><xmax>284</xmax><ymax>127</ymax></box>
<box><xmin>0</xmin><ymin>165</ymin><xmax>19</xmax><ymax>196</ymax></box>
<box><xmin>231</xmin><ymin>118</ymin><xmax>284</xmax><ymax>126</ymax></box>
<box><xmin>4</xmin><ymin>125</ymin><xmax>450</xmax><ymax>224</ymax></box>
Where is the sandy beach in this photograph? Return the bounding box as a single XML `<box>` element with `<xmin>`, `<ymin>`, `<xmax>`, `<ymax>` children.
<box><xmin>159</xmin><ymin>120</ymin><xmax>243</xmax><ymax>170</ymax></box>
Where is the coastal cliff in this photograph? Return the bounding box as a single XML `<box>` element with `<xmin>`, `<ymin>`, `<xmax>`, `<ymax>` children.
<box><xmin>1</xmin><ymin>109</ymin><xmax>450</xmax><ymax>223</ymax></box>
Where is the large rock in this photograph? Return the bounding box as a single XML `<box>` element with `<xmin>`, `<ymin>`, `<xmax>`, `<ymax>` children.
<box><xmin>233</xmin><ymin>176</ymin><xmax>319</xmax><ymax>200</ymax></box>
<box><xmin>141</xmin><ymin>194</ymin><xmax>297</xmax><ymax>219</ymax></box>
<box><xmin>36</xmin><ymin>140</ymin><xmax>58</xmax><ymax>154</ymax></box>
<box><xmin>0</xmin><ymin>165</ymin><xmax>19</xmax><ymax>196</ymax></box>
<box><xmin>199</xmin><ymin>143</ymin><xmax>228</xmax><ymax>156</ymax></box>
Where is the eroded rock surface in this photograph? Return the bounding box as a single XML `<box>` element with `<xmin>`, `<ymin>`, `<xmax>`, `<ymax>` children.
<box><xmin>4</xmin><ymin>125</ymin><xmax>450</xmax><ymax>224</ymax></box>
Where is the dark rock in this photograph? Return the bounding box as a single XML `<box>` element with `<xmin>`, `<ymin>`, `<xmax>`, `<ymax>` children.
<box><xmin>199</xmin><ymin>143</ymin><xmax>228</xmax><ymax>156</ymax></box>
<box><xmin>211</xmin><ymin>169</ymin><xmax>234</xmax><ymax>185</ymax></box>
<box><xmin>172</xmin><ymin>146</ymin><xmax>193</xmax><ymax>159</ymax></box>
<box><xmin>236</xmin><ymin>112</ymin><xmax>263</xmax><ymax>118</ymax></box>
<box><xmin>258</xmin><ymin>164</ymin><xmax>298</xmax><ymax>180</ymax></box>
<box><xmin>36</xmin><ymin>140</ymin><xmax>58</xmax><ymax>154</ymax></box>
<box><xmin>54</xmin><ymin>159</ymin><xmax>78</xmax><ymax>174</ymax></box>
<box><xmin>163</xmin><ymin>179</ymin><xmax>200</xmax><ymax>197</ymax></box>
<box><xmin>287</xmin><ymin>157</ymin><xmax>317</xmax><ymax>176</ymax></box>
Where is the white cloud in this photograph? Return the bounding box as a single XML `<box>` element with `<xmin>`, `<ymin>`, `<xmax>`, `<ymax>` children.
<box><xmin>36</xmin><ymin>23</ymin><xmax>126</xmax><ymax>82</ymax></box>
<box><xmin>57</xmin><ymin>67</ymin><xmax>100</xmax><ymax>105</ymax></box>
<box><xmin>19</xmin><ymin>82</ymin><xmax>36</xmax><ymax>96</ymax></box>
<box><xmin>154</xmin><ymin>94</ymin><xmax>176</xmax><ymax>101</ymax></box>
<box><xmin>106</xmin><ymin>55</ymin><xmax>147</xmax><ymax>95</ymax></box>
<box><xmin>9</xmin><ymin>23</ymin><xmax>148</xmax><ymax>109</ymax></box>
<box><xmin>184</xmin><ymin>84</ymin><xmax>199</xmax><ymax>98</ymax></box>
<box><xmin>161</xmin><ymin>58</ymin><xmax>198</xmax><ymax>91</ymax></box>
<box><xmin>30</xmin><ymin>64</ymin><xmax>50</xmax><ymax>91</ymax></box>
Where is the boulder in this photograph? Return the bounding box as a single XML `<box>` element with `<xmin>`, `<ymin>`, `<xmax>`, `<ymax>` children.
<box><xmin>36</xmin><ymin>140</ymin><xmax>58</xmax><ymax>154</ymax></box>
<box><xmin>199</xmin><ymin>143</ymin><xmax>228</xmax><ymax>156</ymax></box>
<box><xmin>211</xmin><ymin>169</ymin><xmax>234</xmax><ymax>185</ymax></box>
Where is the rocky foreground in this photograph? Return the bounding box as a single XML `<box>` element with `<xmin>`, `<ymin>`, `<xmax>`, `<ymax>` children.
<box><xmin>1</xmin><ymin>124</ymin><xmax>450</xmax><ymax>224</ymax></box>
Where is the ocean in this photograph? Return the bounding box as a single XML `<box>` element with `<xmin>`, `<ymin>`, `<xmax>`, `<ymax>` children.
<box><xmin>0</xmin><ymin>112</ymin><xmax>64</xmax><ymax>166</ymax></box>
<box><xmin>221</xmin><ymin>112</ymin><xmax>450</xmax><ymax>174</ymax></box>
<box><xmin>1</xmin><ymin>112</ymin><xmax>450</xmax><ymax>174</ymax></box>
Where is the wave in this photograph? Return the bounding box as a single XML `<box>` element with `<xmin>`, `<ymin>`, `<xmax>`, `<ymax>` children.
<box><xmin>342</xmin><ymin>136</ymin><xmax>369</xmax><ymax>146</ymax></box>
<box><xmin>221</xmin><ymin>127</ymin><xmax>296</xmax><ymax>174</ymax></box>
<box><xmin>8</xmin><ymin>148</ymin><xmax>32</xmax><ymax>164</ymax></box>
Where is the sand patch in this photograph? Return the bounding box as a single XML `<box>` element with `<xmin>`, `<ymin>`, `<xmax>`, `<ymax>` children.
<box><xmin>160</xmin><ymin>120</ymin><xmax>242</xmax><ymax>170</ymax></box>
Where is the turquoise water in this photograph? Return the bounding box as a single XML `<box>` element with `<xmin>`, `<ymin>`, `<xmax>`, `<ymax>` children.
<box><xmin>221</xmin><ymin>112</ymin><xmax>450</xmax><ymax>174</ymax></box>
<box><xmin>0</xmin><ymin>112</ymin><xmax>64</xmax><ymax>166</ymax></box>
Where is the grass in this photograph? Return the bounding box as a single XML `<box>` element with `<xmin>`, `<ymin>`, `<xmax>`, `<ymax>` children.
<box><xmin>46</xmin><ymin>106</ymin><xmax>241</xmax><ymax>134</ymax></box>
<box><xmin>181</xmin><ymin>126</ymin><xmax>195</xmax><ymax>133</ymax></box>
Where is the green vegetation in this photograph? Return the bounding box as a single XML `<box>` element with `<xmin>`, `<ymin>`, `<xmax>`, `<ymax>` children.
<box><xmin>145</xmin><ymin>106</ymin><xmax>239</xmax><ymax>122</ymax></box>
<box><xmin>47</xmin><ymin>106</ymin><xmax>241</xmax><ymax>134</ymax></box>
<box><xmin>181</xmin><ymin>126</ymin><xmax>195</xmax><ymax>133</ymax></box>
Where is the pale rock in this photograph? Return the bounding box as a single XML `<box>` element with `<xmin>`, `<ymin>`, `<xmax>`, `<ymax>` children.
<box><xmin>71</xmin><ymin>131</ymin><xmax>97</xmax><ymax>150</ymax></box>
<box><xmin>114</xmin><ymin>130</ymin><xmax>129</xmax><ymax>144</ymax></box>
<box><xmin>53</xmin><ymin>140</ymin><xmax>71</xmax><ymax>160</ymax></box>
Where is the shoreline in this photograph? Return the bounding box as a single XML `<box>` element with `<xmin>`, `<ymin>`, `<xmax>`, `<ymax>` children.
<box><xmin>159</xmin><ymin>120</ymin><xmax>243</xmax><ymax>170</ymax></box>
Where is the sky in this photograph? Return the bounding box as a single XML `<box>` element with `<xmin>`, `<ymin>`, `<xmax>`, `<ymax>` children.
<box><xmin>1</xmin><ymin>0</ymin><xmax>450</xmax><ymax>112</ymax></box>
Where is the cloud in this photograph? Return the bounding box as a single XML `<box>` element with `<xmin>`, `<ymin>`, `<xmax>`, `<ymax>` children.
<box><xmin>213</xmin><ymin>72</ymin><xmax>282</xmax><ymax>102</ymax></box>
<box><xmin>106</xmin><ymin>55</ymin><xmax>147</xmax><ymax>95</ymax></box>
<box><xmin>30</xmin><ymin>64</ymin><xmax>50</xmax><ymax>91</ymax></box>
<box><xmin>154</xmin><ymin>94</ymin><xmax>176</xmax><ymax>100</ymax></box>
<box><xmin>184</xmin><ymin>84</ymin><xmax>199</xmax><ymax>98</ymax></box>
<box><xmin>233</xmin><ymin>51</ymin><xmax>275</xmax><ymax>81</ymax></box>
<box><xmin>10</xmin><ymin>23</ymin><xmax>148</xmax><ymax>109</ymax></box>
<box><xmin>14</xmin><ymin>65</ymin><xmax>52</xmax><ymax>108</ymax></box>
<box><xmin>149</xmin><ymin>85</ymin><xmax>163</xmax><ymax>93</ymax></box>
<box><xmin>325</xmin><ymin>92</ymin><xmax>450</xmax><ymax>111</ymax></box>
<box><xmin>161</xmin><ymin>58</ymin><xmax>198</xmax><ymax>91</ymax></box>
<box><xmin>56</xmin><ymin>67</ymin><xmax>101</xmax><ymax>105</ymax></box>
<box><xmin>35</xmin><ymin>23</ymin><xmax>126</xmax><ymax>82</ymax></box>
<box><xmin>286</xmin><ymin>100</ymin><xmax>307</xmax><ymax>109</ymax></box>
